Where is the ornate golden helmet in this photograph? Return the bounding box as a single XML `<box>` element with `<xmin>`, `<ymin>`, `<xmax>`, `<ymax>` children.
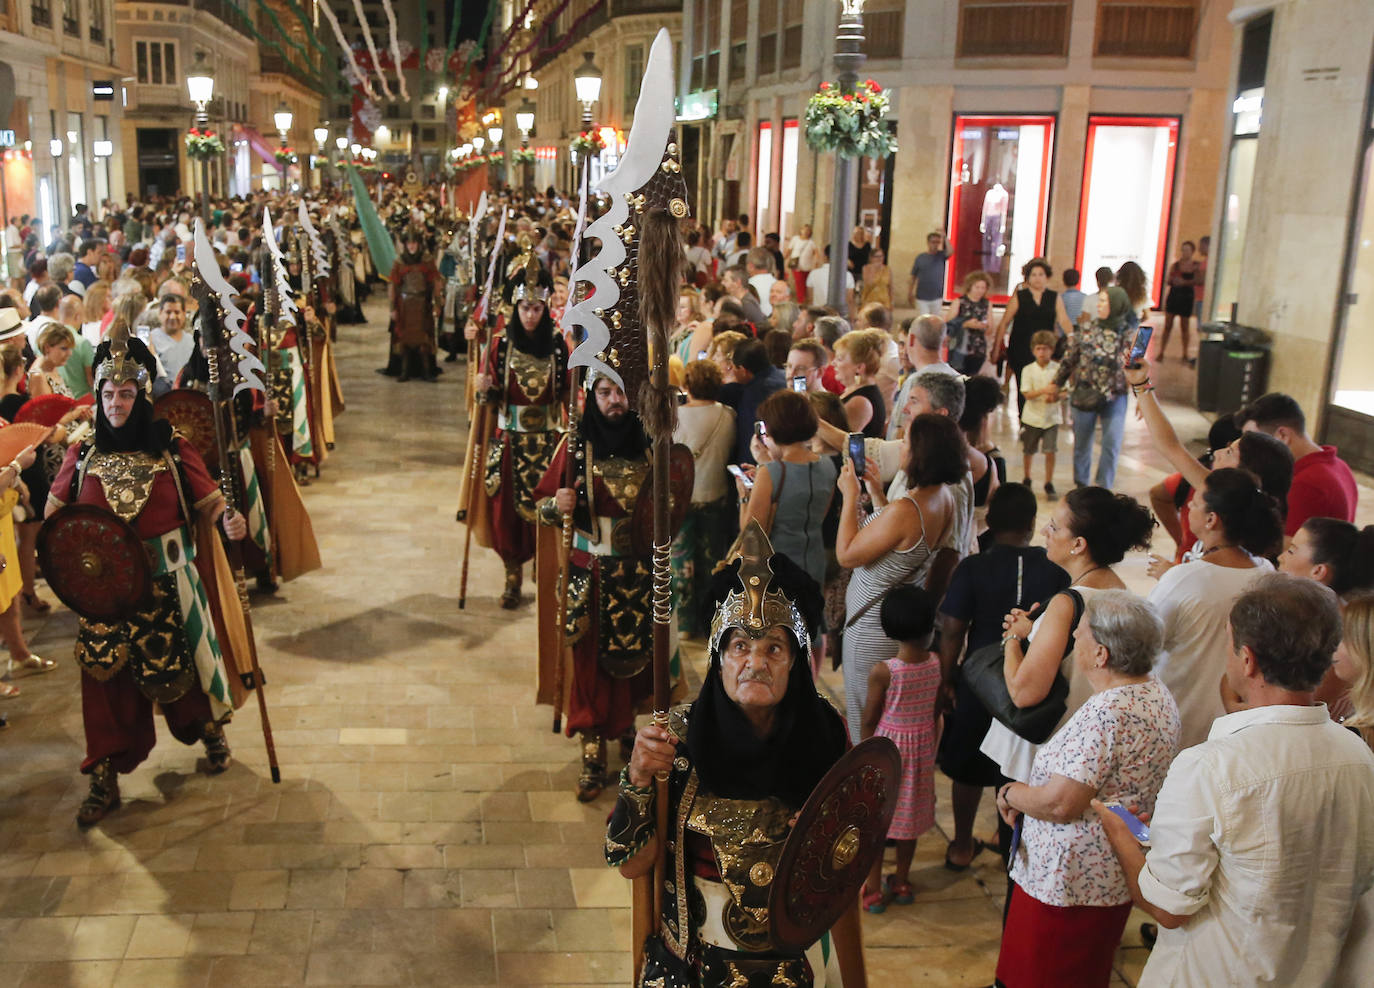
<box><xmin>93</xmin><ymin>327</ymin><xmax>155</xmax><ymax>395</ymax></box>
<box><xmin>504</xmin><ymin>235</ymin><xmax>551</xmax><ymax>304</ymax></box>
<box><xmin>708</xmin><ymin>521</ymin><xmax>812</xmax><ymax>662</ymax></box>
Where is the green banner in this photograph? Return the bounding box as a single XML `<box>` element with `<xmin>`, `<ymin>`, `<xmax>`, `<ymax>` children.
<box><xmin>344</xmin><ymin>166</ymin><xmax>396</xmax><ymax>278</ymax></box>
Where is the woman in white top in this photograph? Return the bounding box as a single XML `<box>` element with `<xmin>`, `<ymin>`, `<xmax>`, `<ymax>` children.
<box><xmin>984</xmin><ymin>487</ymin><xmax>1155</xmax><ymax>782</ymax></box>
<box><xmin>1148</xmin><ymin>468</ymin><xmax>1282</xmax><ymax>747</ymax></box>
<box><xmin>670</xmin><ymin>360</ymin><xmax>737</xmax><ymax>638</ymax></box>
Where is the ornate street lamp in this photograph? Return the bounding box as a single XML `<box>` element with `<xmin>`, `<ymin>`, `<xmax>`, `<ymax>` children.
<box><xmin>273</xmin><ymin>101</ymin><xmax>293</xmax><ymax>187</ymax></box>
<box><xmin>827</xmin><ymin>0</ymin><xmax>866</xmax><ymax>317</ymax></box>
<box><xmin>185</xmin><ymin>49</ymin><xmax>216</xmax><ymax>223</ymax></box>
<box><xmin>313</xmin><ymin>126</ymin><xmax>329</xmax><ymax>189</ymax></box>
<box><xmin>516</xmin><ymin>98</ymin><xmax>536</xmax><ymax>193</ymax></box>
<box><xmin>573</xmin><ymin>51</ymin><xmax>602</xmax><ymax>131</ymax></box>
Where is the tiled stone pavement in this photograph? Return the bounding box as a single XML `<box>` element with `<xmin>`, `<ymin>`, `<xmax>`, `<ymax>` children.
<box><xmin>1</xmin><ymin>296</ymin><xmax>1371</xmax><ymax>987</ymax></box>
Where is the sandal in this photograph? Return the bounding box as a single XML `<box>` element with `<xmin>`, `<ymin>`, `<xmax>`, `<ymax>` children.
<box><xmin>7</xmin><ymin>655</ymin><xmax>56</xmax><ymax>678</ymax></box>
<box><xmin>0</xmin><ymin>682</ymin><xmax>19</xmax><ymax>699</ymax></box>
<box><xmin>944</xmin><ymin>837</ymin><xmax>989</xmax><ymax>872</ymax></box>
<box><xmin>884</xmin><ymin>875</ymin><xmax>915</xmax><ymax>905</ymax></box>
<box><xmin>21</xmin><ymin>592</ymin><xmax>50</xmax><ymax>615</ymax></box>
<box><xmin>861</xmin><ymin>886</ymin><xmax>887</xmax><ymax>914</ymax></box>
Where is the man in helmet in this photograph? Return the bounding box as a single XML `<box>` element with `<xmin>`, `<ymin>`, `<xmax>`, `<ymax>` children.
<box><xmin>47</xmin><ymin>330</ymin><xmax>250</xmax><ymax>827</ymax></box>
<box><xmin>387</xmin><ymin>227</ymin><xmax>442</xmax><ymax>381</ymax></box>
<box><xmin>606</xmin><ymin>523</ymin><xmax>864</xmax><ymax>987</ymax></box>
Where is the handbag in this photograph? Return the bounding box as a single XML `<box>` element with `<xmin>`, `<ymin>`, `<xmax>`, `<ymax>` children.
<box><xmin>960</xmin><ymin>589</ymin><xmax>1084</xmax><ymax>744</ymax></box>
<box><xmin>1070</xmin><ymin>381</ymin><xmax>1106</xmax><ymax>412</ymax></box>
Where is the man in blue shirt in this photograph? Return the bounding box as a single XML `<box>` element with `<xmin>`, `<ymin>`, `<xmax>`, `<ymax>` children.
<box><xmin>719</xmin><ymin>339</ymin><xmax>786</xmax><ymax>464</ymax></box>
<box><xmin>908</xmin><ymin>230</ymin><xmax>949</xmax><ymax>316</ymax></box>
<box><xmin>73</xmin><ymin>238</ymin><xmax>104</xmax><ymax>288</ymax></box>
<box><xmin>1060</xmin><ymin>267</ymin><xmax>1088</xmax><ymax>326</ymax></box>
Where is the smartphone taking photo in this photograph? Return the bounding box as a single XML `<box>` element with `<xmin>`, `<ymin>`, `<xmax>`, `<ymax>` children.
<box><xmin>1128</xmin><ymin>326</ymin><xmax>1154</xmax><ymax>368</ymax></box>
<box><xmin>847</xmin><ymin>433</ymin><xmax>866</xmax><ymax>478</ymax></box>
<box><xmin>727</xmin><ymin>464</ymin><xmax>753</xmax><ymax>489</ymax></box>
<box><xmin>792</xmin><ymin>375</ymin><xmax>807</xmax><ymax>393</ymax></box>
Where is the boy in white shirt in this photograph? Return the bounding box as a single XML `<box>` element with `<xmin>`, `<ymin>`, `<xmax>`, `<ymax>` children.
<box><xmin>1019</xmin><ymin>330</ymin><xmax>1061</xmax><ymax>499</ymax></box>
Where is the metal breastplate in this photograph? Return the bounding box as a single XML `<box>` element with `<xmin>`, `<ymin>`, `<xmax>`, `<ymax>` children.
<box><xmin>686</xmin><ymin>792</ymin><xmax>792</xmax><ymax>954</ymax></box>
<box><xmin>594</xmin><ymin>456</ymin><xmax>647</xmax><ymax>515</ymax></box>
<box><xmin>400</xmin><ymin>267</ymin><xmax>429</xmax><ymax>297</ymax></box>
<box><xmin>506</xmin><ymin>346</ymin><xmax>554</xmax><ymax>405</ymax></box>
<box><xmin>85</xmin><ymin>450</ymin><xmax>168</xmax><ymax>525</ymax></box>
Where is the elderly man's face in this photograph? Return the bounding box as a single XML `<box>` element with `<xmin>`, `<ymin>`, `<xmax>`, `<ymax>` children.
<box><xmin>720</xmin><ymin>627</ymin><xmax>793</xmax><ymax>712</ymax></box>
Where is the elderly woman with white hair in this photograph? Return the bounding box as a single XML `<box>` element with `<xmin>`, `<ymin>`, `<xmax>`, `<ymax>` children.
<box><xmin>993</xmin><ymin>590</ymin><xmax>1180</xmax><ymax>988</ymax></box>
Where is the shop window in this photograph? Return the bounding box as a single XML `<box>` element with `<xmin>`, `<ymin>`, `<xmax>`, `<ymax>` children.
<box><xmin>1329</xmin><ymin>123</ymin><xmax>1374</xmax><ymax>418</ymax></box>
<box><xmin>755</xmin><ymin>121</ymin><xmax>773</xmax><ymax>237</ymax></box>
<box><xmin>1210</xmin><ymin>13</ymin><xmax>1270</xmax><ymax>322</ymax></box>
<box><xmin>1075</xmin><ymin>116</ymin><xmax>1179</xmax><ymax>310</ymax></box>
<box><xmin>1095</xmin><ymin>0</ymin><xmax>1197</xmax><ymax>59</ymax></box>
<box><xmin>957</xmin><ymin>0</ymin><xmax>1071</xmax><ymax>57</ymax></box>
<box><xmin>944</xmin><ymin>114</ymin><xmax>1055</xmax><ymax>302</ymax></box>
<box><xmin>780</xmin><ymin>118</ymin><xmax>798</xmax><ymax>241</ymax></box>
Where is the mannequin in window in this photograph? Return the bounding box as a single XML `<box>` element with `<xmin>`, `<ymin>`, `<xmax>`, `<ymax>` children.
<box><xmin>981</xmin><ymin>183</ymin><xmax>1009</xmax><ymax>275</ymax></box>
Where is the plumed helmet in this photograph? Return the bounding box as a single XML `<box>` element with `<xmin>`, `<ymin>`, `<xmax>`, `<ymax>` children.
<box><xmin>93</xmin><ymin>327</ymin><xmax>158</xmax><ymax>395</ymax></box>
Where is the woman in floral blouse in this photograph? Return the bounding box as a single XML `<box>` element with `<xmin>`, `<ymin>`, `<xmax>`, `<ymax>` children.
<box><xmin>945</xmin><ymin>270</ymin><xmax>991</xmax><ymax>376</ymax></box>
<box><xmin>1054</xmin><ymin>286</ymin><xmax>1134</xmax><ymax>488</ymax></box>
<box><xmin>994</xmin><ymin>591</ymin><xmax>1180</xmax><ymax>988</ymax></box>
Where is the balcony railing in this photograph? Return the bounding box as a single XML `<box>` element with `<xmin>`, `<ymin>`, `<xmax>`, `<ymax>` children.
<box><xmin>31</xmin><ymin>3</ymin><xmax>51</xmax><ymax>26</ymax></box>
<box><xmin>62</xmin><ymin>13</ymin><xmax>77</xmax><ymax>34</ymax></box>
<box><xmin>259</xmin><ymin>50</ymin><xmax>317</xmax><ymax>88</ymax></box>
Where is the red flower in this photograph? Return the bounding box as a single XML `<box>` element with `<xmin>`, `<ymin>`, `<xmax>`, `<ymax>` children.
<box><xmin>819</xmin><ymin>82</ymin><xmax>830</xmax><ymax>91</ymax></box>
<box><xmin>868</xmin><ymin>80</ymin><xmax>882</xmax><ymax>94</ymax></box>
<box><xmin>842</xmin><ymin>94</ymin><xmax>853</xmax><ymax>102</ymax></box>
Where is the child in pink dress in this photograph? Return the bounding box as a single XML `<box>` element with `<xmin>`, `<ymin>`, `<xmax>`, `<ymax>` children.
<box><xmin>859</xmin><ymin>584</ymin><xmax>941</xmax><ymax>912</ymax></box>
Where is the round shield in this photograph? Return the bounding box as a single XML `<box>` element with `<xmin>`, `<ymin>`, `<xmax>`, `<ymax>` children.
<box><xmin>769</xmin><ymin>737</ymin><xmax>902</xmax><ymax>949</ymax></box>
<box><xmin>37</xmin><ymin>504</ymin><xmax>153</xmax><ymax>622</ymax></box>
<box><xmin>629</xmin><ymin>442</ymin><xmax>695</xmax><ymax>560</ymax></box>
<box><xmin>155</xmin><ymin>389</ymin><xmax>219</xmax><ymax>471</ymax></box>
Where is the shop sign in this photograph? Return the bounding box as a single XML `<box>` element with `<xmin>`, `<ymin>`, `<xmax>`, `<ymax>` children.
<box><xmin>93</xmin><ymin>81</ymin><xmax>115</xmax><ymax>101</ymax></box>
<box><xmin>0</xmin><ymin>130</ymin><xmax>14</xmax><ymax>148</ymax></box>
<box><xmin>676</xmin><ymin>89</ymin><xmax>718</xmax><ymax>122</ymax></box>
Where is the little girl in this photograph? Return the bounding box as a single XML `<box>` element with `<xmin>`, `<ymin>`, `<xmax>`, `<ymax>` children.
<box><xmin>859</xmin><ymin>583</ymin><xmax>941</xmax><ymax>912</ymax></box>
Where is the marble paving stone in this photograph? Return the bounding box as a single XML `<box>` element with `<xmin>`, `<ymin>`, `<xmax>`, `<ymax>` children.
<box><xmin>6</xmin><ymin>297</ymin><xmax>1358</xmax><ymax>986</ymax></box>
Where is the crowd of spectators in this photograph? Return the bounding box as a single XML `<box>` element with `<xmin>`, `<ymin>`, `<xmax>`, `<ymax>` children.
<box><xmin>671</xmin><ymin>213</ymin><xmax>1374</xmax><ymax>986</ymax></box>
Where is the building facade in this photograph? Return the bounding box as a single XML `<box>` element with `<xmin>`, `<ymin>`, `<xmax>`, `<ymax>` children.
<box><xmin>1217</xmin><ymin>1</ymin><xmax>1374</xmax><ymax>471</ymax></box>
<box><xmin>680</xmin><ymin>0</ymin><xmax>1233</xmax><ymax>308</ymax></box>
<box><xmin>0</xmin><ymin>0</ymin><xmax>126</xmax><ymax>250</ymax></box>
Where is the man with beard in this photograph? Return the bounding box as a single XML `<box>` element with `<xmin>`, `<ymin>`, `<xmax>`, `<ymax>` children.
<box><xmin>607</xmin><ymin>523</ymin><xmax>865</xmax><ymax>987</ymax></box>
<box><xmin>533</xmin><ymin>373</ymin><xmax>656</xmax><ymax>801</ymax></box>
<box><xmin>46</xmin><ymin>331</ymin><xmax>250</xmax><ymax>826</ymax></box>
<box><xmin>387</xmin><ymin>228</ymin><xmax>442</xmax><ymax>381</ymax></box>
<box><xmin>472</xmin><ymin>256</ymin><xmax>568</xmax><ymax>608</ymax></box>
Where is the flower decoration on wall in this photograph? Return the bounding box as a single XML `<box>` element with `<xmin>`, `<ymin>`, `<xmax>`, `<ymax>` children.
<box><xmin>185</xmin><ymin>128</ymin><xmax>226</xmax><ymax>160</ymax></box>
<box><xmin>804</xmin><ymin>79</ymin><xmax>897</xmax><ymax>159</ymax></box>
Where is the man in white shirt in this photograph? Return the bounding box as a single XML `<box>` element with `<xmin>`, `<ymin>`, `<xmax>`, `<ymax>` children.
<box><xmin>25</xmin><ymin>284</ymin><xmax>62</xmax><ymax>347</ymax></box>
<box><xmin>887</xmin><ymin>315</ymin><xmax>958</xmax><ymax>440</ymax></box>
<box><xmin>807</xmin><ymin>245</ymin><xmax>854</xmax><ymax>310</ymax></box>
<box><xmin>1098</xmin><ymin>573</ymin><xmax>1374</xmax><ymax>988</ymax></box>
<box><xmin>745</xmin><ymin>247</ymin><xmax>778</xmax><ymax>318</ymax></box>
<box><xmin>4</xmin><ymin>217</ymin><xmax>24</xmax><ymax>281</ymax></box>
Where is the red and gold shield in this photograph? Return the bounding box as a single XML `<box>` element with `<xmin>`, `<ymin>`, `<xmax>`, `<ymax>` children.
<box><xmin>769</xmin><ymin>737</ymin><xmax>901</xmax><ymax>949</ymax></box>
<box><xmin>155</xmin><ymin>389</ymin><xmax>219</xmax><ymax>471</ymax></box>
<box><xmin>37</xmin><ymin>504</ymin><xmax>152</xmax><ymax>622</ymax></box>
<box><xmin>629</xmin><ymin>442</ymin><xmax>695</xmax><ymax>560</ymax></box>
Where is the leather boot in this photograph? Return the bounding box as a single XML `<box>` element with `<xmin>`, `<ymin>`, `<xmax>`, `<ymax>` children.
<box><xmin>76</xmin><ymin>759</ymin><xmax>120</xmax><ymax>827</ymax></box>
<box><xmin>500</xmin><ymin>565</ymin><xmax>522</xmax><ymax>609</ymax></box>
<box><xmin>203</xmin><ymin>721</ymin><xmax>232</xmax><ymax>774</ymax></box>
<box><xmin>576</xmin><ymin>731</ymin><xmax>607</xmax><ymax>802</ymax></box>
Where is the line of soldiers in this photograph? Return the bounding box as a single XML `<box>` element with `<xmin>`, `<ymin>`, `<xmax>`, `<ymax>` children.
<box><xmin>44</xmin><ymin>200</ymin><xmax>352</xmax><ymax>827</ymax></box>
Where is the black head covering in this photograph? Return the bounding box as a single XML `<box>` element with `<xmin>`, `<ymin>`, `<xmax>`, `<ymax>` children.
<box><xmin>688</xmin><ymin>552</ymin><xmax>849</xmax><ymax>807</ymax></box>
<box><xmin>579</xmin><ymin>377</ymin><xmax>649</xmax><ymax>461</ymax></box>
<box><xmin>92</xmin><ymin>335</ymin><xmax>172</xmax><ymax>455</ymax></box>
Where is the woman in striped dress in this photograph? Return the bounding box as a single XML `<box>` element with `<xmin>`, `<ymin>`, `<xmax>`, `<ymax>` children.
<box><xmin>836</xmin><ymin>414</ymin><xmax>966</xmax><ymax>742</ymax></box>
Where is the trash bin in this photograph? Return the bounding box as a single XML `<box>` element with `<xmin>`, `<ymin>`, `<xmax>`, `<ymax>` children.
<box><xmin>1196</xmin><ymin>323</ymin><xmax>1270</xmax><ymax>416</ymax></box>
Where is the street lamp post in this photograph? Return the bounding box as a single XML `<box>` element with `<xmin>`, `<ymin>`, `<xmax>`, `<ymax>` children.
<box><xmin>185</xmin><ymin>50</ymin><xmax>216</xmax><ymax>225</ymax></box>
<box><xmin>516</xmin><ymin>98</ymin><xmax>535</xmax><ymax>194</ymax></box>
<box><xmin>487</xmin><ymin>121</ymin><xmax>503</xmax><ymax>186</ymax></box>
<box><xmin>313</xmin><ymin>126</ymin><xmax>329</xmax><ymax>190</ymax></box>
<box><xmin>827</xmin><ymin>0</ymin><xmax>866</xmax><ymax>318</ymax></box>
<box><xmin>273</xmin><ymin>101</ymin><xmax>293</xmax><ymax>190</ymax></box>
<box><xmin>573</xmin><ymin>51</ymin><xmax>602</xmax><ymax>183</ymax></box>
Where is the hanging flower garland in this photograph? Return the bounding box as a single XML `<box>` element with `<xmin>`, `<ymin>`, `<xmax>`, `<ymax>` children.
<box><xmin>570</xmin><ymin>130</ymin><xmax>605</xmax><ymax>157</ymax></box>
<box><xmin>185</xmin><ymin>128</ymin><xmax>225</xmax><ymax>160</ymax></box>
<box><xmin>804</xmin><ymin>79</ymin><xmax>897</xmax><ymax>159</ymax></box>
<box><xmin>274</xmin><ymin>147</ymin><xmax>298</xmax><ymax>166</ymax></box>
<box><xmin>511</xmin><ymin>148</ymin><xmax>536</xmax><ymax>165</ymax></box>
